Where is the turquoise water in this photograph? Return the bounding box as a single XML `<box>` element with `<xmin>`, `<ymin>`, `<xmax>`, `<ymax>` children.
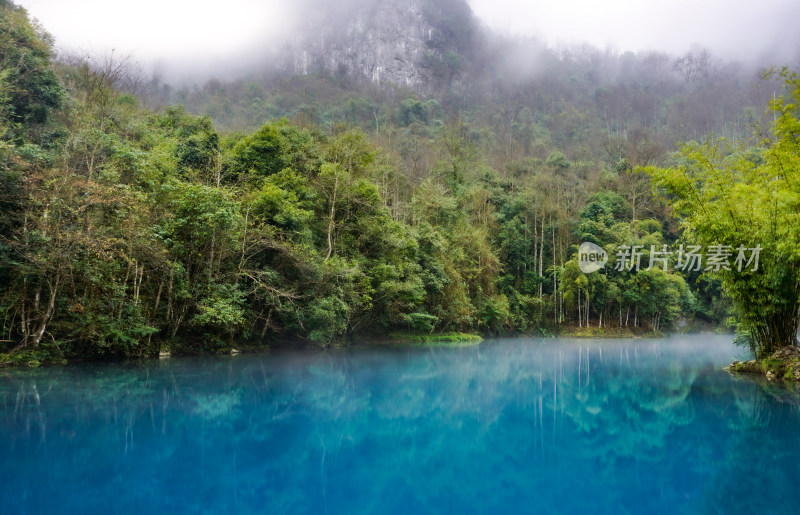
<box><xmin>1</xmin><ymin>335</ymin><xmax>798</xmax><ymax>514</ymax></box>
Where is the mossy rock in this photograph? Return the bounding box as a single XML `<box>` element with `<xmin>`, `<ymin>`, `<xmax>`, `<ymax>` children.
<box><xmin>726</xmin><ymin>346</ymin><xmax>800</xmax><ymax>382</ymax></box>
<box><xmin>726</xmin><ymin>360</ymin><xmax>763</xmax><ymax>374</ymax></box>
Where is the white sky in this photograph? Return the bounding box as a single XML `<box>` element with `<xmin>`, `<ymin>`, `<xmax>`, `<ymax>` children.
<box><xmin>468</xmin><ymin>0</ymin><xmax>799</xmax><ymax>62</ymax></box>
<box><xmin>18</xmin><ymin>0</ymin><xmax>294</xmax><ymax>60</ymax></box>
<box><xmin>15</xmin><ymin>0</ymin><xmax>800</xmax><ymax>77</ymax></box>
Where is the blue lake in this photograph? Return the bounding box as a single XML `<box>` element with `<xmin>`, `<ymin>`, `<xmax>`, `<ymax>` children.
<box><xmin>1</xmin><ymin>335</ymin><xmax>798</xmax><ymax>514</ymax></box>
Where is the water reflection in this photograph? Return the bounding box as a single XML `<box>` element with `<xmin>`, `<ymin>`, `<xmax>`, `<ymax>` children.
<box><xmin>0</xmin><ymin>336</ymin><xmax>796</xmax><ymax>514</ymax></box>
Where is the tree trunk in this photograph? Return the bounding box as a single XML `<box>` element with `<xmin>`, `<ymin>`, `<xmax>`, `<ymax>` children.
<box><xmin>30</xmin><ymin>273</ymin><xmax>60</xmax><ymax>348</ymax></box>
<box><xmin>585</xmin><ymin>294</ymin><xmax>590</xmax><ymax>327</ymax></box>
<box><xmin>551</xmin><ymin>217</ymin><xmax>557</xmax><ymax>325</ymax></box>
<box><xmin>539</xmin><ymin>215</ymin><xmax>545</xmax><ymax>299</ymax></box>
<box><xmin>325</xmin><ymin>175</ymin><xmax>339</xmax><ymax>261</ymax></box>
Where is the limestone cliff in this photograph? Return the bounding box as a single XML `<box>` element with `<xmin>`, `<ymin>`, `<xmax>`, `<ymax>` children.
<box><xmin>284</xmin><ymin>0</ymin><xmax>480</xmax><ymax>90</ymax></box>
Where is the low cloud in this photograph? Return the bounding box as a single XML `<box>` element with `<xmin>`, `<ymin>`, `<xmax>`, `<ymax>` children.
<box><xmin>16</xmin><ymin>0</ymin><xmax>800</xmax><ymax>83</ymax></box>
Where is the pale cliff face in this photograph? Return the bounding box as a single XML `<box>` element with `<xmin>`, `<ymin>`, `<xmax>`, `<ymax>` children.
<box><xmin>296</xmin><ymin>1</ymin><xmax>429</xmax><ymax>86</ymax></box>
<box><xmin>284</xmin><ymin>0</ymin><xmax>479</xmax><ymax>90</ymax></box>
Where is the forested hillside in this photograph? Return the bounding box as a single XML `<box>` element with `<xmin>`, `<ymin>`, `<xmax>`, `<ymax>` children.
<box><xmin>1</xmin><ymin>0</ymin><xmax>794</xmax><ymax>363</ymax></box>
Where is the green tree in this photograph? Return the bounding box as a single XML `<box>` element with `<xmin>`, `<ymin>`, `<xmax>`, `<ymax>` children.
<box><xmin>0</xmin><ymin>1</ymin><xmax>63</xmax><ymax>137</ymax></box>
<box><xmin>643</xmin><ymin>68</ymin><xmax>800</xmax><ymax>356</ymax></box>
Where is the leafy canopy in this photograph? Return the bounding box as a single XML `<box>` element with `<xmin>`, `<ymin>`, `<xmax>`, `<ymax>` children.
<box><xmin>643</xmin><ymin>68</ymin><xmax>800</xmax><ymax>356</ymax></box>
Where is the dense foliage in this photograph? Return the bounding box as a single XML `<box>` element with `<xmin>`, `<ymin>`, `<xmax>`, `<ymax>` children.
<box><xmin>645</xmin><ymin>68</ymin><xmax>800</xmax><ymax>357</ymax></box>
<box><xmin>2</xmin><ymin>1</ymin><xmax>788</xmax><ymax>362</ymax></box>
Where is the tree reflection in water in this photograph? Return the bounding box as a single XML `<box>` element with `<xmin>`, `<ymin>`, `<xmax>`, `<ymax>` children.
<box><xmin>0</xmin><ymin>335</ymin><xmax>795</xmax><ymax>514</ymax></box>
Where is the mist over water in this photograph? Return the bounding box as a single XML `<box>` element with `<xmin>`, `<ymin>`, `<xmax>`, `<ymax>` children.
<box><xmin>2</xmin><ymin>336</ymin><xmax>798</xmax><ymax>514</ymax></box>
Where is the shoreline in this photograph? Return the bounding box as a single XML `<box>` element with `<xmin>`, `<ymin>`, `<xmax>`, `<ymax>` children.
<box><xmin>1</xmin><ymin>329</ymin><xmax>735</xmax><ymax>368</ymax></box>
<box><xmin>725</xmin><ymin>346</ymin><xmax>800</xmax><ymax>382</ymax></box>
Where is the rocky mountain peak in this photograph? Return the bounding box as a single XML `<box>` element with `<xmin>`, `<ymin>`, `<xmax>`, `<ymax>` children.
<box><xmin>285</xmin><ymin>0</ymin><xmax>480</xmax><ymax>90</ymax></box>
